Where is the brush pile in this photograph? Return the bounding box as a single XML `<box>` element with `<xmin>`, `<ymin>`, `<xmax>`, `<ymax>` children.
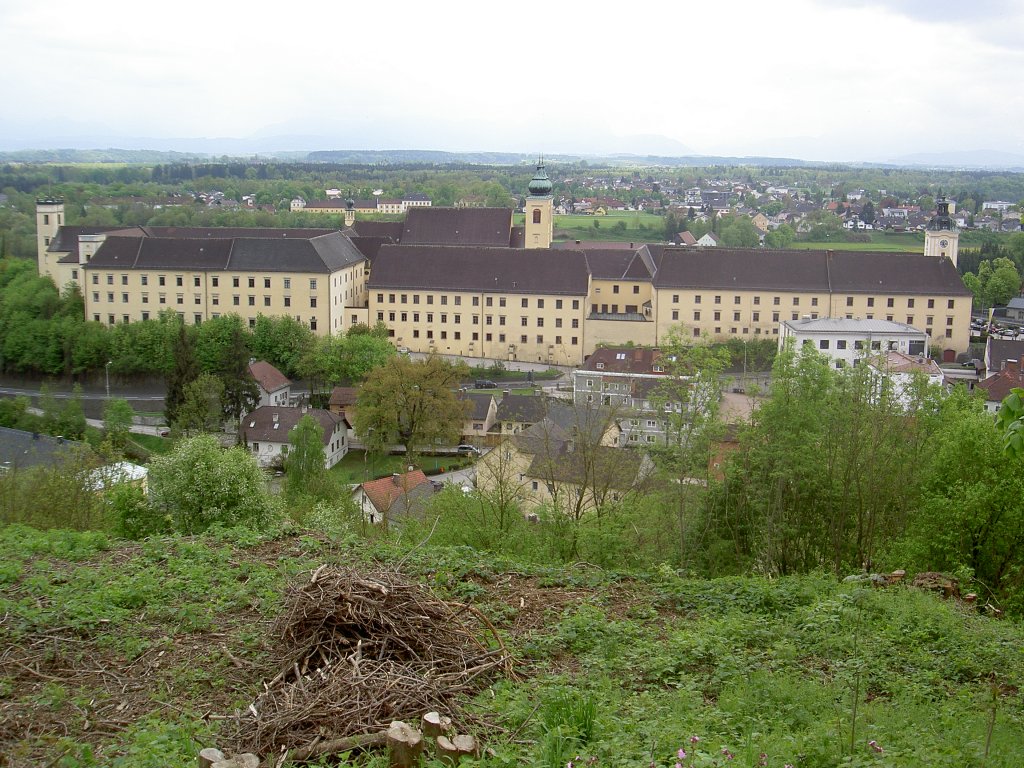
<box><xmin>229</xmin><ymin>565</ymin><xmax>509</xmax><ymax>756</ymax></box>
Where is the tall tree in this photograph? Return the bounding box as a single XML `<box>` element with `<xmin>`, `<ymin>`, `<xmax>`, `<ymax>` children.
<box><xmin>102</xmin><ymin>397</ymin><xmax>135</xmax><ymax>452</ymax></box>
<box><xmin>356</xmin><ymin>356</ymin><xmax>471</xmax><ymax>459</ymax></box>
<box><xmin>174</xmin><ymin>372</ymin><xmax>224</xmax><ymax>436</ymax></box>
<box><xmin>215</xmin><ymin>321</ymin><xmax>259</xmax><ymax>428</ymax></box>
<box><xmin>285</xmin><ymin>414</ymin><xmax>329</xmax><ymax>500</ymax></box>
<box><xmin>165</xmin><ymin>322</ymin><xmax>199</xmax><ymax>425</ymax></box>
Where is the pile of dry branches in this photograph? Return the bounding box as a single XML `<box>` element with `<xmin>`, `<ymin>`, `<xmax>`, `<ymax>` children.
<box><xmin>229</xmin><ymin>565</ymin><xmax>510</xmax><ymax>757</ymax></box>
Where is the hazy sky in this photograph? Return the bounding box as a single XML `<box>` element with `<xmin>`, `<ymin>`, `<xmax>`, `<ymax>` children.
<box><xmin>3</xmin><ymin>0</ymin><xmax>1023</xmax><ymax>162</ymax></box>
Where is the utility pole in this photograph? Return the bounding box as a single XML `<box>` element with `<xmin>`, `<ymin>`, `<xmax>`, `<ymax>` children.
<box><xmin>105</xmin><ymin>360</ymin><xmax>112</xmax><ymax>400</ymax></box>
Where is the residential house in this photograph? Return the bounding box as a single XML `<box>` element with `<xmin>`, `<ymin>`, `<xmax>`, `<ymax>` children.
<box><xmin>87</xmin><ymin>461</ymin><xmax>149</xmax><ymax>495</ymax></box>
<box><xmin>985</xmin><ymin>337</ymin><xmax>1024</xmax><ymax>376</ymax></box>
<box><xmin>865</xmin><ymin>351</ymin><xmax>945</xmax><ymax>409</ymax></box>
<box><xmin>240</xmin><ymin>406</ymin><xmax>348</xmax><ymax>469</ymax></box>
<box><xmin>676</xmin><ymin>231</ymin><xmax>698</xmax><ymax>246</ymax></box>
<box><xmin>328</xmin><ymin>385</ymin><xmax>360</xmax><ymax>426</ymax></box>
<box><xmin>477</xmin><ymin>418</ymin><xmax>652</xmax><ymax>514</ymax></box>
<box><xmin>249</xmin><ymin>360</ymin><xmax>292</xmax><ymax>408</ymax></box>
<box><xmin>493</xmin><ymin>393</ymin><xmax>551</xmax><ymax>436</ymax></box>
<box><xmin>976</xmin><ymin>358</ymin><xmax>1024</xmax><ymax>413</ymax></box>
<box><xmin>352</xmin><ymin>469</ymin><xmax>438</xmax><ymax>524</ymax></box>
<box><xmin>749</xmin><ymin>212</ymin><xmax>769</xmax><ymax>233</ymax></box>
<box><xmin>696</xmin><ymin>232</ymin><xmax>719</xmax><ymax>247</ymax></box>
<box><xmin>457</xmin><ymin>391</ymin><xmax>497</xmax><ymax>443</ymax></box>
<box><xmin>0</xmin><ymin>427</ymin><xmax>87</xmax><ymax>472</ymax></box>
<box><xmin>1006</xmin><ymin>298</ymin><xmax>1024</xmax><ymax>322</ymax></box>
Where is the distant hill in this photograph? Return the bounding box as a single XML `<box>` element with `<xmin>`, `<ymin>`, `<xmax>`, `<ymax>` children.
<box><xmin>887</xmin><ymin>149</ymin><xmax>1024</xmax><ymax>170</ymax></box>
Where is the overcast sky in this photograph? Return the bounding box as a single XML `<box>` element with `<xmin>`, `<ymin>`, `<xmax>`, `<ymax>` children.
<box><xmin>2</xmin><ymin>0</ymin><xmax>1023</xmax><ymax>162</ymax></box>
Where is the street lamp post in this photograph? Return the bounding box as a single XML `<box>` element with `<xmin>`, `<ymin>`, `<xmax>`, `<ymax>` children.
<box><xmin>105</xmin><ymin>360</ymin><xmax>112</xmax><ymax>400</ymax></box>
<box><xmin>364</xmin><ymin>427</ymin><xmax>375</xmax><ymax>480</ymax></box>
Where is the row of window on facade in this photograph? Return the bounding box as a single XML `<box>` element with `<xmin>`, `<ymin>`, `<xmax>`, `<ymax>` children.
<box><xmin>670</xmin><ymin>308</ymin><xmax>955</xmax><ymax>327</ymax></box>
<box><xmin>377</xmin><ymin>293</ymin><xmax>582</xmax><ymax>310</ymax></box>
<box><xmin>376</xmin><ymin>310</ymin><xmax>580</xmax><ymax>329</ymax></box>
<box><xmin>92</xmin><ymin>292</ymin><xmax>319</xmax><ymax>309</ymax></box>
<box><xmin>669</xmin><ymin>293</ymin><xmax>956</xmax><ymax>310</ymax></box>
<box><xmin>91</xmin><ymin>273</ymin><xmax>321</xmax><ymax>290</ymax></box>
<box><xmin>400</xmin><ymin>328</ymin><xmax>578</xmax><ymax>346</ymax></box>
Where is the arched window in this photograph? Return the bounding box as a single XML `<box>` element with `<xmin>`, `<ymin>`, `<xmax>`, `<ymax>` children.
<box><xmin>532</xmin><ymin>208</ymin><xmax>541</xmax><ymax>224</ymax></box>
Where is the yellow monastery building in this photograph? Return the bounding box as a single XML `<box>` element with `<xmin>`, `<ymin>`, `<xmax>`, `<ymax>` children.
<box><xmin>35</xmin><ymin>169</ymin><xmax>971</xmax><ymax>364</ymax></box>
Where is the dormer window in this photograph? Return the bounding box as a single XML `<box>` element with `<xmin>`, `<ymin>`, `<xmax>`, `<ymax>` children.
<box><xmin>596</xmin><ymin>362</ymin><xmax>605</xmax><ymax>369</ymax></box>
<box><xmin>615</xmin><ymin>352</ymin><xmax>626</xmax><ymax>360</ymax></box>
<box><xmin>653</xmin><ymin>365</ymin><xmax>664</xmax><ymax>372</ymax></box>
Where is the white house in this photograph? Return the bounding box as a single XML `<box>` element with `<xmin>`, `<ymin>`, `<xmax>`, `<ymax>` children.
<box><xmin>696</xmin><ymin>231</ymin><xmax>719</xmax><ymax>247</ymax></box>
<box><xmin>240</xmin><ymin>406</ymin><xmax>348</xmax><ymax>469</ymax></box>
<box><xmin>249</xmin><ymin>361</ymin><xmax>292</xmax><ymax>408</ymax></box>
<box><xmin>779</xmin><ymin>317</ymin><xmax>929</xmax><ymax>369</ymax></box>
<box><xmin>866</xmin><ymin>351</ymin><xmax>945</xmax><ymax>409</ymax></box>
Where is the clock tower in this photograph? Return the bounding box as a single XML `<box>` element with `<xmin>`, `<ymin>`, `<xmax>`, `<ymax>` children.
<box><xmin>924</xmin><ymin>195</ymin><xmax>959</xmax><ymax>267</ymax></box>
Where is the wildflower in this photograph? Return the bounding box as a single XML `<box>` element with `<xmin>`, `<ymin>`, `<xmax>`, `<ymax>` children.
<box><xmin>690</xmin><ymin>736</ymin><xmax>701</xmax><ymax>744</ymax></box>
<box><xmin>868</xmin><ymin>740</ymin><xmax>884</xmax><ymax>754</ymax></box>
<box><xmin>721</xmin><ymin>748</ymin><xmax>735</xmax><ymax>760</ymax></box>
<box><xmin>677</xmin><ymin>748</ymin><xmax>687</xmax><ymax>760</ymax></box>
<box><xmin>758</xmin><ymin>754</ymin><xmax>768</xmax><ymax>767</ymax></box>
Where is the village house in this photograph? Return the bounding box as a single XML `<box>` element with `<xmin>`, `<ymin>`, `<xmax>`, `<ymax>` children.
<box><xmin>249</xmin><ymin>360</ymin><xmax>292</xmax><ymax>408</ymax></box>
<box><xmin>239</xmin><ymin>406</ymin><xmax>348</xmax><ymax>469</ymax></box>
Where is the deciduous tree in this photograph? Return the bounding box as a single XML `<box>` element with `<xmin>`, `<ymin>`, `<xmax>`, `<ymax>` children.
<box><xmin>356</xmin><ymin>356</ymin><xmax>471</xmax><ymax>459</ymax></box>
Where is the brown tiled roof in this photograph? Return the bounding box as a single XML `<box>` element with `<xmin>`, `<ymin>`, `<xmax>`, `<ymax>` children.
<box><xmin>249</xmin><ymin>361</ymin><xmax>290</xmax><ymax>393</ymax></box>
<box><xmin>136</xmin><ymin>226</ymin><xmax>337</xmax><ymax>239</ymax></box>
<box><xmin>361</xmin><ymin>470</ymin><xmax>431</xmax><ymax>515</ymax></box>
<box><xmin>328</xmin><ymin>386</ymin><xmax>360</xmax><ymax>407</ymax></box>
<box><xmin>240</xmin><ymin>406</ymin><xmax>342</xmax><ymax>446</ymax></box>
<box><xmin>401</xmin><ymin>207</ymin><xmax>513</xmax><ymax>246</ymax></box>
<box><xmin>85</xmin><ymin>231</ymin><xmax>365</xmax><ymax>274</ymax></box>
<box><xmin>583</xmin><ymin>347</ymin><xmax>665</xmax><ymax>374</ymax></box>
<box><xmin>867</xmin><ymin>351</ymin><xmax>942</xmax><ymax>375</ymax></box>
<box><xmin>369</xmin><ymin>245</ymin><xmax>589</xmax><ymax>295</ymax></box>
<box><xmin>977</xmin><ymin>366</ymin><xmax>1024</xmax><ymax>402</ymax></box>
<box><xmin>649</xmin><ymin>247</ymin><xmax>971</xmax><ymax>296</ymax></box>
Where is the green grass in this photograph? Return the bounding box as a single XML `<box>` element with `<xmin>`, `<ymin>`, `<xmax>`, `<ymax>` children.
<box><xmin>128</xmin><ymin>433</ymin><xmax>173</xmax><ymax>454</ymax></box>
<box><xmin>515</xmin><ymin>212</ymin><xmax>666</xmax><ymax>242</ymax></box>
<box><xmin>327</xmin><ymin>449</ymin><xmax>473</xmax><ymax>483</ymax></box>
<box><xmin>4</xmin><ymin>526</ymin><xmax>1022</xmax><ymax>766</ymax></box>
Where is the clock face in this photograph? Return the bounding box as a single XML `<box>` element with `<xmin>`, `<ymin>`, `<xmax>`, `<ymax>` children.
<box><xmin>939</xmin><ymin>239</ymin><xmax>949</xmax><ymax>248</ymax></box>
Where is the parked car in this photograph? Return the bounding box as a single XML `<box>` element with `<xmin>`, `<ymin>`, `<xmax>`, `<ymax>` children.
<box><xmin>456</xmin><ymin>444</ymin><xmax>482</xmax><ymax>455</ymax></box>
<box><xmin>474</xmin><ymin>379</ymin><xmax>497</xmax><ymax>389</ymax></box>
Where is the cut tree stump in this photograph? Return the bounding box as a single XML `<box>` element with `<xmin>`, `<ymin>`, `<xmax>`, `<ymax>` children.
<box><xmin>436</xmin><ymin>734</ymin><xmax>478</xmax><ymax>765</ymax></box>
<box><xmin>387</xmin><ymin>720</ymin><xmax>424</xmax><ymax>768</ymax></box>
<box><xmin>421</xmin><ymin>711</ymin><xmax>452</xmax><ymax>738</ymax></box>
<box><xmin>198</xmin><ymin>748</ymin><xmax>226</xmax><ymax>768</ymax></box>
<box><xmin>212</xmin><ymin>754</ymin><xmax>260</xmax><ymax>768</ymax></box>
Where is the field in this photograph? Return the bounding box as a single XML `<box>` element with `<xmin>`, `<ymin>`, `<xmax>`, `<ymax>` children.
<box><xmin>1</xmin><ymin>524</ymin><xmax>1022</xmax><ymax>767</ymax></box>
<box><xmin>790</xmin><ymin>232</ymin><xmax>924</xmax><ymax>252</ymax></box>
<box><xmin>515</xmin><ymin>213</ymin><xmax>666</xmax><ymax>243</ymax></box>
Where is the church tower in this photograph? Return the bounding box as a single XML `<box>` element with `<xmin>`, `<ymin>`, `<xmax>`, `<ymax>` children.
<box><xmin>36</xmin><ymin>197</ymin><xmax>65</xmax><ymax>281</ymax></box>
<box><xmin>924</xmin><ymin>195</ymin><xmax>959</xmax><ymax>267</ymax></box>
<box><xmin>524</xmin><ymin>160</ymin><xmax>553</xmax><ymax>249</ymax></box>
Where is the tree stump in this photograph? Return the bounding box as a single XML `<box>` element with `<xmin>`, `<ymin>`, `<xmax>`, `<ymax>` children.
<box><xmin>387</xmin><ymin>720</ymin><xmax>424</xmax><ymax>768</ymax></box>
<box><xmin>421</xmin><ymin>711</ymin><xmax>452</xmax><ymax>738</ymax></box>
<box><xmin>436</xmin><ymin>734</ymin><xmax>479</xmax><ymax>765</ymax></box>
<box><xmin>198</xmin><ymin>748</ymin><xmax>225</xmax><ymax>768</ymax></box>
<box><xmin>212</xmin><ymin>755</ymin><xmax>259</xmax><ymax>768</ymax></box>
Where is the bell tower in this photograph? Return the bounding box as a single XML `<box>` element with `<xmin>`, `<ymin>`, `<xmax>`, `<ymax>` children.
<box><xmin>524</xmin><ymin>160</ymin><xmax>553</xmax><ymax>249</ymax></box>
<box><xmin>924</xmin><ymin>195</ymin><xmax>959</xmax><ymax>267</ymax></box>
